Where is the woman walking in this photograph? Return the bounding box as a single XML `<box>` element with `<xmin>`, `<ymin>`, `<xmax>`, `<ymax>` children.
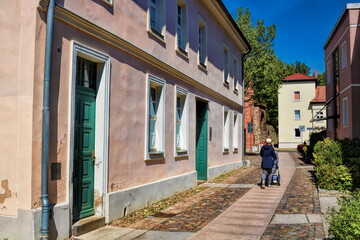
<box><xmin>260</xmin><ymin>138</ymin><xmax>277</xmax><ymax>189</ymax></box>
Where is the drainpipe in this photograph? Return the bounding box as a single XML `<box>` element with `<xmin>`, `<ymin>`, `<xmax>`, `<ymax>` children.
<box><xmin>242</xmin><ymin>51</ymin><xmax>250</xmax><ymax>165</ymax></box>
<box><xmin>41</xmin><ymin>0</ymin><xmax>55</xmax><ymax>239</ymax></box>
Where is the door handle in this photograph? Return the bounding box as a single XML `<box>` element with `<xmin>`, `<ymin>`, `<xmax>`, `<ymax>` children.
<box><xmin>91</xmin><ymin>149</ymin><xmax>95</xmax><ymax>162</ymax></box>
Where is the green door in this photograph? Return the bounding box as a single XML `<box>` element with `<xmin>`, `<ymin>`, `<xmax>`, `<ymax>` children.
<box><xmin>196</xmin><ymin>101</ymin><xmax>208</xmax><ymax>180</ymax></box>
<box><xmin>73</xmin><ymin>57</ymin><xmax>96</xmax><ymax>221</ymax></box>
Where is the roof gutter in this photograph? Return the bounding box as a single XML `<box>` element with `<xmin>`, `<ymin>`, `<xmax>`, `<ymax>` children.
<box><xmin>215</xmin><ymin>0</ymin><xmax>251</xmax><ymax>52</ymax></box>
<box><xmin>41</xmin><ymin>0</ymin><xmax>55</xmax><ymax>239</ymax></box>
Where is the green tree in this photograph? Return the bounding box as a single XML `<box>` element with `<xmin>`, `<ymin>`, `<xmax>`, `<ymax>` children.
<box><xmin>285</xmin><ymin>60</ymin><xmax>311</xmax><ymax>75</ymax></box>
<box><xmin>235</xmin><ymin>8</ymin><xmax>285</xmax><ymax>126</ymax></box>
<box><xmin>317</xmin><ymin>72</ymin><xmax>326</xmax><ymax>86</ymax></box>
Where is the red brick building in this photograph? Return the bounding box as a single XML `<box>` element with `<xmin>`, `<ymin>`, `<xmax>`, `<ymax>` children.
<box><xmin>244</xmin><ymin>89</ymin><xmax>267</xmax><ymax>151</ymax></box>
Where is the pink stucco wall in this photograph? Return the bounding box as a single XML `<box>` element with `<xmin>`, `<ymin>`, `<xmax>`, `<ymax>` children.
<box><xmin>1</xmin><ymin>0</ymin><xmax>247</xmax><ymax>220</ymax></box>
<box><xmin>325</xmin><ymin>7</ymin><xmax>360</xmax><ymax>139</ymax></box>
<box><xmin>34</xmin><ymin>0</ymin><xmax>244</xmax><ymax>204</ymax></box>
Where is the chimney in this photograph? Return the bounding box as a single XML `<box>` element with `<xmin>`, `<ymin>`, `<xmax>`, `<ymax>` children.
<box><xmin>313</xmin><ymin>69</ymin><xmax>318</xmax><ymax>78</ymax></box>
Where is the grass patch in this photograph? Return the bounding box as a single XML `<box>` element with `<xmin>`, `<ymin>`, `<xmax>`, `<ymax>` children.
<box><xmin>210</xmin><ymin>168</ymin><xmax>242</xmax><ymax>183</ymax></box>
<box><xmin>111</xmin><ymin>186</ymin><xmax>206</xmax><ymax>227</ymax></box>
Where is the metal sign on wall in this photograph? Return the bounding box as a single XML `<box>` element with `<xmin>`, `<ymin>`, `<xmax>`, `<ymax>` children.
<box><xmin>248</xmin><ymin>122</ymin><xmax>253</xmax><ymax>133</ymax></box>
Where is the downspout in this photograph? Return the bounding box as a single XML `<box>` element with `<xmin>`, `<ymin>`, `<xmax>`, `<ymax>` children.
<box><xmin>41</xmin><ymin>0</ymin><xmax>55</xmax><ymax>239</ymax></box>
<box><xmin>242</xmin><ymin>51</ymin><xmax>250</xmax><ymax>165</ymax></box>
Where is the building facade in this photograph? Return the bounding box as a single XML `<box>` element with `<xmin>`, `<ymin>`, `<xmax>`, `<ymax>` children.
<box><xmin>278</xmin><ymin>73</ymin><xmax>326</xmax><ymax>148</ymax></box>
<box><xmin>0</xmin><ymin>0</ymin><xmax>250</xmax><ymax>239</ymax></box>
<box><xmin>324</xmin><ymin>3</ymin><xmax>360</xmax><ymax>140</ymax></box>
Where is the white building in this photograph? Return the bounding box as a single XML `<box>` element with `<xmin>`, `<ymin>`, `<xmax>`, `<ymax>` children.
<box><xmin>278</xmin><ymin>73</ymin><xmax>326</xmax><ymax>148</ymax></box>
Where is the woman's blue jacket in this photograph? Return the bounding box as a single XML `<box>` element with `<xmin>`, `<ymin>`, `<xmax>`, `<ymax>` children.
<box><xmin>260</xmin><ymin>145</ymin><xmax>277</xmax><ymax>169</ymax></box>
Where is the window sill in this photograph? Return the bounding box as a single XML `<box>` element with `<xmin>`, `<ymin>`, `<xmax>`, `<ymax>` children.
<box><xmin>198</xmin><ymin>62</ymin><xmax>207</xmax><ymax>72</ymax></box>
<box><xmin>147</xmin><ymin>151</ymin><xmax>165</xmax><ymax>160</ymax></box>
<box><xmin>233</xmin><ymin>148</ymin><xmax>238</xmax><ymax>154</ymax></box>
<box><xmin>176</xmin><ymin>149</ymin><xmax>188</xmax><ymax>155</ymax></box>
<box><xmin>223</xmin><ymin>149</ymin><xmax>229</xmax><ymax>155</ymax></box>
<box><xmin>175</xmin><ymin>155</ymin><xmax>189</xmax><ymax>161</ymax></box>
<box><xmin>223</xmin><ymin>81</ymin><xmax>229</xmax><ymax>88</ymax></box>
<box><xmin>233</xmin><ymin>89</ymin><xmax>238</xmax><ymax>95</ymax></box>
<box><xmin>148</xmin><ymin>28</ymin><xmax>166</xmax><ymax>44</ymax></box>
<box><xmin>176</xmin><ymin>48</ymin><xmax>188</xmax><ymax>59</ymax></box>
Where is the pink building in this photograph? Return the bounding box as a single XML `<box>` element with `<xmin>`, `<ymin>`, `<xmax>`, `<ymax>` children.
<box><xmin>324</xmin><ymin>3</ymin><xmax>360</xmax><ymax>139</ymax></box>
<box><xmin>0</xmin><ymin>0</ymin><xmax>250</xmax><ymax>239</ymax></box>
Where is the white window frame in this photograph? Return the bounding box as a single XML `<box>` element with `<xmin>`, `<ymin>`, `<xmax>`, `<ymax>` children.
<box><xmin>147</xmin><ymin>74</ymin><xmax>166</xmax><ymax>158</ymax></box>
<box><xmin>176</xmin><ymin>0</ymin><xmax>188</xmax><ymax>55</ymax></box>
<box><xmin>148</xmin><ymin>0</ymin><xmax>166</xmax><ymax>40</ymax></box>
<box><xmin>294</xmin><ymin>91</ymin><xmax>300</xmax><ymax>101</ymax></box>
<box><xmin>316</xmin><ymin>111</ymin><xmax>324</xmax><ymax>122</ymax></box>
<box><xmin>326</xmin><ymin>61</ymin><xmax>331</xmax><ymax>85</ymax></box>
<box><xmin>342</xmin><ymin>97</ymin><xmax>348</xmax><ymax>127</ymax></box>
<box><xmin>175</xmin><ymin>86</ymin><xmax>189</xmax><ymax>156</ymax></box>
<box><xmin>233</xmin><ymin>57</ymin><xmax>238</xmax><ymax>91</ymax></box>
<box><xmin>341</xmin><ymin>40</ymin><xmax>347</xmax><ymax>70</ymax></box>
<box><xmin>294</xmin><ymin>128</ymin><xmax>301</xmax><ymax>138</ymax></box>
<box><xmin>294</xmin><ymin>110</ymin><xmax>301</xmax><ymax>120</ymax></box>
<box><xmin>233</xmin><ymin>111</ymin><xmax>239</xmax><ymax>152</ymax></box>
<box><xmin>223</xmin><ymin>46</ymin><xmax>229</xmax><ymax>84</ymax></box>
<box><xmin>198</xmin><ymin>16</ymin><xmax>207</xmax><ymax>69</ymax></box>
<box><xmin>223</xmin><ymin>107</ymin><xmax>230</xmax><ymax>152</ymax></box>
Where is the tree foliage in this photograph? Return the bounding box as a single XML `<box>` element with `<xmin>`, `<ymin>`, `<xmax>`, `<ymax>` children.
<box><xmin>317</xmin><ymin>72</ymin><xmax>326</xmax><ymax>86</ymax></box>
<box><xmin>285</xmin><ymin>60</ymin><xmax>311</xmax><ymax>75</ymax></box>
<box><xmin>236</xmin><ymin>8</ymin><xmax>285</xmax><ymax>126</ymax></box>
<box><xmin>236</xmin><ymin>8</ymin><xmax>316</xmax><ymax>127</ymax></box>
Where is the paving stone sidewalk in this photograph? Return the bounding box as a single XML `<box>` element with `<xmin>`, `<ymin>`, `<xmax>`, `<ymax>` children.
<box><xmin>76</xmin><ymin>151</ymin><xmax>327</xmax><ymax>240</ymax></box>
<box><xmin>261</xmin><ymin>152</ymin><xmax>325</xmax><ymax>240</ymax></box>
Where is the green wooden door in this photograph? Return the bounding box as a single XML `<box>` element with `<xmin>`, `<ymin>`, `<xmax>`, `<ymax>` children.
<box><xmin>196</xmin><ymin>101</ymin><xmax>208</xmax><ymax>180</ymax></box>
<box><xmin>73</xmin><ymin>57</ymin><xmax>96</xmax><ymax>221</ymax></box>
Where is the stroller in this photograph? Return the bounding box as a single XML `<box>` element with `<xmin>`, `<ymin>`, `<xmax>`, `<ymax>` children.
<box><xmin>271</xmin><ymin>151</ymin><xmax>281</xmax><ymax>186</ymax></box>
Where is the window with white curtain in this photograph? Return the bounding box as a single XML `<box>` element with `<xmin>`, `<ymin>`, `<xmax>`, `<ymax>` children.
<box><xmin>148</xmin><ymin>75</ymin><xmax>166</xmax><ymax>157</ymax></box>
<box><xmin>175</xmin><ymin>87</ymin><xmax>188</xmax><ymax>155</ymax></box>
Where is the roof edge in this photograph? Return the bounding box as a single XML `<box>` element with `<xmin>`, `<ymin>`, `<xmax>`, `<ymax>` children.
<box><xmin>215</xmin><ymin>0</ymin><xmax>252</xmax><ymax>52</ymax></box>
<box><xmin>324</xmin><ymin>3</ymin><xmax>360</xmax><ymax>48</ymax></box>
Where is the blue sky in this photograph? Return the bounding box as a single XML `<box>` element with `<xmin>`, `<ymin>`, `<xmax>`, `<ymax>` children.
<box><xmin>223</xmin><ymin>0</ymin><xmax>358</xmax><ymax>74</ymax></box>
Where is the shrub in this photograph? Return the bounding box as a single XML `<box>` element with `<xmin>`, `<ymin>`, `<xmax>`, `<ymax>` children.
<box><xmin>339</xmin><ymin>138</ymin><xmax>360</xmax><ymax>160</ymax></box>
<box><xmin>313</xmin><ymin>138</ymin><xmax>352</xmax><ymax>191</ymax></box>
<box><xmin>313</xmin><ymin>138</ymin><xmax>342</xmax><ymax>165</ymax></box>
<box><xmin>346</xmin><ymin>157</ymin><xmax>360</xmax><ymax>191</ymax></box>
<box><xmin>327</xmin><ymin>191</ymin><xmax>360</xmax><ymax>240</ymax></box>
<box><xmin>297</xmin><ymin>144</ymin><xmax>306</xmax><ymax>156</ymax></box>
<box><xmin>339</xmin><ymin>138</ymin><xmax>360</xmax><ymax>190</ymax></box>
<box><xmin>307</xmin><ymin>130</ymin><xmax>326</xmax><ymax>161</ymax></box>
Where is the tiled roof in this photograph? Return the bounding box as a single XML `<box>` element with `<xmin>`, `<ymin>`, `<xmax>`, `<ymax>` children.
<box><xmin>311</xmin><ymin>86</ymin><xmax>326</xmax><ymax>103</ymax></box>
<box><xmin>283</xmin><ymin>73</ymin><xmax>317</xmax><ymax>81</ymax></box>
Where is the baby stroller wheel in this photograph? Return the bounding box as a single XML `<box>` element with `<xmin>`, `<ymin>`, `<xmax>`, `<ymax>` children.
<box><xmin>277</xmin><ymin>175</ymin><xmax>281</xmax><ymax>186</ymax></box>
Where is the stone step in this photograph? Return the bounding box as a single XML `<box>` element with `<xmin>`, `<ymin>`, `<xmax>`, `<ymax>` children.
<box><xmin>72</xmin><ymin>216</ymin><xmax>105</xmax><ymax>237</ymax></box>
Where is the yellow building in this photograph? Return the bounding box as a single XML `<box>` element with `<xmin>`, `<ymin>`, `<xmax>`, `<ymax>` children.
<box><xmin>278</xmin><ymin>73</ymin><xmax>326</xmax><ymax>148</ymax></box>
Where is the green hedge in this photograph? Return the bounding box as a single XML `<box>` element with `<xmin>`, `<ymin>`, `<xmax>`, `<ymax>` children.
<box><xmin>327</xmin><ymin>191</ymin><xmax>360</xmax><ymax>240</ymax></box>
<box><xmin>313</xmin><ymin>138</ymin><xmax>352</xmax><ymax>191</ymax></box>
<box><xmin>307</xmin><ymin>130</ymin><xmax>326</xmax><ymax>161</ymax></box>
